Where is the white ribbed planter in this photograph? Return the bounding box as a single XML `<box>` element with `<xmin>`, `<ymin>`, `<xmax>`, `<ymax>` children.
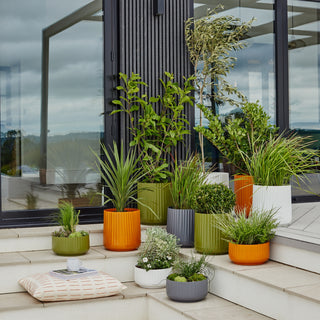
<box><xmin>252</xmin><ymin>185</ymin><xmax>292</xmax><ymax>226</ymax></box>
<box><xmin>134</xmin><ymin>267</ymin><xmax>172</xmax><ymax>288</ymax></box>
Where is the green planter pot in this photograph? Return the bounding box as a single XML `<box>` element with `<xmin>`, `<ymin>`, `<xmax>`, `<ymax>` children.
<box><xmin>138</xmin><ymin>182</ymin><xmax>172</xmax><ymax>225</ymax></box>
<box><xmin>52</xmin><ymin>234</ymin><xmax>90</xmax><ymax>256</ymax></box>
<box><xmin>194</xmin><ymin>213</ymin><xmax>228</xmax><ymax>254</ymax></box>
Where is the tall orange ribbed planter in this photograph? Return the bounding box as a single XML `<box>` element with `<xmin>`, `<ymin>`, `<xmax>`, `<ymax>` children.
<box><xmin>228</xmin><ymin>242</ymin><xmax>270</xmax><ymax>265</ymax></box>
<box><xmin>234</xmin><ymin>174</ymin><xmax>253</xmax><ymax>217</ymax></box>
<box><xmin>104</xmin><ymin>208</ymin><xmax>141</xmax><ymax>251</ymax></box>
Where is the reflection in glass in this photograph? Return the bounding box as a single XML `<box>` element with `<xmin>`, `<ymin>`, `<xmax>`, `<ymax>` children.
<box><xmin>288</xmin><ymin>0</ymin><xmax>320</xmax><ymax>197</ymax></box>
<box><xmin>193</xmin><ymin>1</ymin><xmax>275</xmax><ymax>168</ymax></box>
<box><xmin>0</xmin><ymin>0</ymin><xmax>103</xmax><ymax>211</ymax></box>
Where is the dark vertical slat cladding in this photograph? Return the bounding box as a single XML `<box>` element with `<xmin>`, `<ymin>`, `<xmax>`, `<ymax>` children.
<box><xmin>118</xmin><ymin>0</ymin><xmax>193</xmax><ymax>160</ymax></box>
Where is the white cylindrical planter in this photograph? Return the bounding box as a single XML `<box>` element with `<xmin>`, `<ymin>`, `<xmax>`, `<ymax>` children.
<box><xmin>252</xmin><ymin>185</ymin><xmax>292</xmax><ymax>226</ymax></box>
<box><xmin>205</xmin><ymin>172</ymin><xmax>229</xmax><ymax>187</ymax></box>
<box><xmin>134</xmin><ymin>267</ymin><xmax>172</xmax><ymax>288</ymax></box>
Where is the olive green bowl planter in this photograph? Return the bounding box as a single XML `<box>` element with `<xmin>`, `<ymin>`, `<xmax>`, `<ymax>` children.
<box><xmin>194</xmin><ymin>213</ymin><xmax>228</xmax><ymax>254</ymax></box>
<box><xmin>138</xmin><ymin>182</ymin><xmax>172</xmax><ymax>225</ymax></box>
<box><xmin>52</xmin><ymin>234</ymin><xmax>90</xmax><ymax>256</ymax></box>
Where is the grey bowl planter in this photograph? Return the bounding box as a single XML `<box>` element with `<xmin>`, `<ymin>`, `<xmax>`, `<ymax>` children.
<box><xmin>166</xmin><ymin>277</ymin><xmax>208</xmax><ymax>302</ymax></box>
<box><xmin>167</xmin><ymin>208</ymin><xmax>194</xmax><ymax>247</ymax></box>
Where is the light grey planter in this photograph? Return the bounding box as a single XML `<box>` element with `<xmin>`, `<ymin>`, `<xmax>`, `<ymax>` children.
<box><xmin>166</xmin><ymin>208</ymin><xmax>194</xmax><ymax>247</ymax></box>
<box><xmin>166</xmin><ymin>278</ymin><xmax>208</xmax><ymax>302</ymax></box>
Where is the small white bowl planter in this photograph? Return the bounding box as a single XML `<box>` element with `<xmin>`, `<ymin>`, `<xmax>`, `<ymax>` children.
<box><xmin>252</xmin><ymin>185</ymin><xmax>292</xmax><ymax>226</ymax></box>
<box><xmin>134</xmin><ymin>266</ymin><xmax>172</xmax><ymax>288</ymax></box>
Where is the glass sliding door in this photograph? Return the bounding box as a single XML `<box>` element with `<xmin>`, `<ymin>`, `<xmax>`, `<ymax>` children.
<box><xmin>193</xmin><ymin>0</ymin><xmax>275</xmax><ymax>169</ymax></box>
<box><xmin>0</xmin><ymin>0</ymin><xmax>103</xmax><ymax>213</ymax></box>
<box><xmin>288</xmin><ymin>0</ymin><xmax>320</xmax><ymax>198</ymax></box>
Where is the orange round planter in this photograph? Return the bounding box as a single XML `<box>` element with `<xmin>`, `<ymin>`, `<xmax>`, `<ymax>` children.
<box><xmin>228</xmin><ymin>242</ymin><xmax>270</xmax><ymax>265</ymax></box>
<box><xmin>234</xmin><ymin>174</ymin><xmax>253</xmax><ymax>217</ymax></box>
<box><xmin>104</xmin><ymin>208</ymin><xmax>141</xmax><ymax>251</ymax></box>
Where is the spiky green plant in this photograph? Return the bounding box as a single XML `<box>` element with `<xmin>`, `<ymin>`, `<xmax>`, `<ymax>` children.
<box><xmin>93</xmin><ymin>141</ymin><xmax>144</xmax><ymax>212</ymax></box>
<box><xmin>52</xmin><ymin>201</ymin><xmax>81</xmax><ymax>237</ymax></box>
<box><xmin>240</xmin><ymin>133</ymin><xmax>319</xmax><ymax>186</ymax></box>
<box><xmin>170</xmin><ymin>155</ymin><xmax>206</xmax><ymax>209</ymax></box>
<box><xmin>216</xmin><ymin>209</ymin><xmax>279</xmax><ymax>245</ymax></box>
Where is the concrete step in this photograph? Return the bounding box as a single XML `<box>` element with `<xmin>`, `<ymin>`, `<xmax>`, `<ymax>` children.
<box><xmin>0</xmin><ymin>246</ymin><xmax>138</xmax><ymax>294</ymax></box>
<box><xmin>180</xmin><ymin>248</ymin><xmax>320</xmax><ymax>320</ymax></box>
<box><xmin>270</xmin><ymin>231</ymin><xmax>320</xmax><ymax>274</ymax></box>
<box><xmin>0</xmin><ymin>283</ymin><xmax>271</xmax><ymax>320</ymax></box>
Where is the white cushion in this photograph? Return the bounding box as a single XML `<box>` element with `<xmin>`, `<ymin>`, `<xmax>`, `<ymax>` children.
<box><xmin>19</xmin><ymin>272</ymin><xmax>126</xmax><ymax>302</ymax></box>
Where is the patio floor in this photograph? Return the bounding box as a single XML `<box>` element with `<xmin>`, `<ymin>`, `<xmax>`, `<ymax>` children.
<box><xmin>276</xmin><ymin>202</ymin><xmax>320</xmax><ymax>245</ymax></box>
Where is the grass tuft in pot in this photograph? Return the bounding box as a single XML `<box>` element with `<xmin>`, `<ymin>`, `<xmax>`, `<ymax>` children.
<box><xmin>216</xmin><ymin>209</ymin><xmax>279</xmax><ymax>245</ymax></box>
<box><xmin>52</xmin><ymin>201</ymin><xmax>88</xmax><ymax>238</ymax></box>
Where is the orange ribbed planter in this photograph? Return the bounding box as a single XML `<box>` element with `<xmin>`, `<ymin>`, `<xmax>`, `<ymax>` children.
<box><xmin>228</xmin><ymin>242</ymin><xmax>270</xmax><ymax>265</ymax></box>
<box><xmin>104</xmin><ymin>208</ymin><xmax>141</xmax><ymax>251</ymax></box>
<box><xmin>234</xmin><ymin>175</ymin><xmax>253</xmax><ymax>217</ymax></box>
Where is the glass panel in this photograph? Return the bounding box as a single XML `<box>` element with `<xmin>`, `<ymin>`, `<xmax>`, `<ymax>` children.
<box><xmin>193</xmin><ymin>1</ymin><xmax>275</xmax><ymax>169</ymax></box>
<box><xmin>0</xmin><ymin>0</ymin><xmax>103</xmax><ymax>211</ymax></box>
<box><xmin>288</xmin><ymin>0</ymin><xmax>320</xmax><ymax>197</ymax></box>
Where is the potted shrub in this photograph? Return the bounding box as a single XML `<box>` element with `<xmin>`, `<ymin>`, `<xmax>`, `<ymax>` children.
<box><xmin>195</xmin><ymin>101</ymin><xmax>277</xmax><ymax>217</ymax></box>
<box><xmin>240</xmin><ymin>133</ymin><xmax>319</xmax><ymax>225</ymax></box>
<box><xmin>134</xmin><ymin>227</ymin><xmax>180</xmax><ymax>288</ymax></box>
<box><xmin>216</xmin><ymin>209</ymin><xmax>279</xmax><ymax>265</ymax></box>
<box><xmin>166</xmin><ymin>255</ymin><xmax>209</xmax><ymax>302</ymax></box>
<box><xmin>52</xmin><ymin>201</ymin><xmax>90</xmax><ymax>256</ymax></box>
<box><xmin>192</xmin><ymin>183</ymin><xmax>235</xmax><ymax>254</ymax></box>
<box><xmin>93</xmin><ymin>141</ymin><xmax>145</xmax><ymax>251</ymax></box>
<box><xmin>167</xmin><ymin>155</ymin><xmax>206</xmax><ymax>247</ymax></box>
<box><xmin>112</xmin><ymin>72</ymin><xmax>194</xmax><ymax>225</ymax></box>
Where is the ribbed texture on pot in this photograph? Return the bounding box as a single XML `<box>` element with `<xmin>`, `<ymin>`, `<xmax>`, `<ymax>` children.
<box><xmin>228</xmin><ymin>242</ymin><xmax>270</xmax><ymax>265</ymax></box>
<box><xmin>194</xmin><ymin>213</ymin><xmax>228</xmax><ymax>254</ymax></box>
<box><xmin>52</xmin><ymin>235</ymin><xmax>90</xmax><ymax>256</ymax></box>
<box><xmin>234</xmin><ymin>175</ymin><xmax>253</xmax><ymax>217</ymax></box>
<box><xmin>104</xmin><ymin>208</ymin><xmax>141</xmax><ymax>251</ymax></box>
<box><xmin>166</xmin><ymin>278</ymin><xmax>208</xmax><ymax>302</ymax></box>
<box><xmin>138</xmin><ymin>183</ymin><xmax>172</xmax><ymax>225</ymax></box>
<box><xmin>167</xmin><ymin>208</ymin><xmax>194</xmax><ymax>247</ymax></box>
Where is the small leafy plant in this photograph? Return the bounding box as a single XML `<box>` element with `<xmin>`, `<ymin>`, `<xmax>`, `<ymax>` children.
<box><xmin>112</xmin><ymin>72</ymin><xmax>194</xmax><ymax>183</ymax></box>
<box><xmin>136</xmin><ymin>227</ymin><xmax>180</xmax><ymax>271</ymax></box>
<box><xmin>52</xmin><ymin>201</ymin><xmax>88</xmax><ymax>238</ymax></box>
<box><xmin>170</xmin><ymin>155</ymin><xmax>206</xmax><ymax>209</ymax></box>
<box><xmin>192</xmin><ymin>183</ymin><xmax>235</xmax><ymax>214</ymax></box>
<box><xmin>196</xmin><ymin>101</ymin><xmax>277</xmax><ymax>174</ymax></box>
<box><xmin>216</xmin><ymin>209</ymin><xmax>279</xmax><ymax>245</ymax></box>
<box><xmin>168</xmin><ymin>255</ymin><xmax>208</xmax><ymax>282</ymax></box>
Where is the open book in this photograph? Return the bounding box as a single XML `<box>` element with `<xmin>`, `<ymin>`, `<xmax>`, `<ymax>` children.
<box><xmin>49</xmin><ymin>268</ymin><xmax>98</xmax><ymax>280</ymax></box>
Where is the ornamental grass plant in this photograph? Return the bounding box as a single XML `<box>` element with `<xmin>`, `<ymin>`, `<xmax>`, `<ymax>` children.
<box><xmin>216</xmin><ymin>209</ymin><xmax>279</xmax><ymax>245</ymax></box>
<box><xmin>170</xmin><ymin>155</ymin><xmax>206</xmax><ymax>209</ymax></box>
<box><xmin>136</xmin><ymin>227</ymin><xmax>180</xmax><ymax>271</ymax></box>
<box><xmin>240</xmin><ymin>133</ymin><xmax>319</xmax><ymax>186</ymax></box>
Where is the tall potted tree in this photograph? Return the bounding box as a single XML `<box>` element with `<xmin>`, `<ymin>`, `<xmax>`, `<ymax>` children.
<box><xmin>167</xmin><ymin>155</ymin><xmax>206</xmax><ymax>247</ymax></box>
<box><xmin>112</xmin><ymin>72</ymin><xmax>194</xmax><ymax>225</ymax></box>
<box><xmin>192</xmin><ymin>183</ymin><xmax>235</xmax><ymax>254</ymax></box>
<box><xmin>93</xmin><ymin>141</ymin><xmax>145</xmax><ymax>251</ymax></box>
<box><xmin>185</xmin><ymin>6</ymin><xmax>253</xmax><ymax>172</ymax></box>
<box><xmin>240</xmin><ymin>133</ymin><xmax>319</xmax><ymax>225</ymax></box>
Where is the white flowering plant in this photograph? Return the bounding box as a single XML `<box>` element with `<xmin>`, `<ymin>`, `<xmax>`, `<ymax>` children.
<box><xmin>136</xmin><ymin>227</ymin><xmax>180</xmax><ymax>271</ymax></box>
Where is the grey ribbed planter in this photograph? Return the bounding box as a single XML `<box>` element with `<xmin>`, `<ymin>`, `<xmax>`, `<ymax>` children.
<box><xmin>166</xmin><ymin>208</ymin><xmax>194</xmax><ymax>247</ymax></box>
<box><xmin>166</xmin><ymin>278</ymin><xmax>208</xmax><ymax>302</ymax></box>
